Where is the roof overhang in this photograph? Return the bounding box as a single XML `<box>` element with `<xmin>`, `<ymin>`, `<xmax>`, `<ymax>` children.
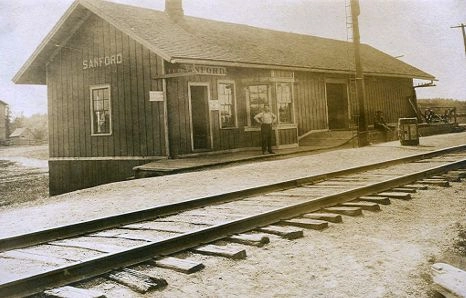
<box><xmin>12</xmin><ymin>0</ymin><xmax>174</xmax><ymax>85</ymax></box>
<box><xmin>13</xmin><ymin>1</ymin><xmax>86</xmax><ymax>85</ymax></box>
<box><xmin>169</xmin><ymin>57</ymin><xmax>436</xmax><ymax>81</ymax></box>
<box><xmin>13</xmin><ymin>0</ymin><xmax>435</xmax><ymax>85</ymax></box>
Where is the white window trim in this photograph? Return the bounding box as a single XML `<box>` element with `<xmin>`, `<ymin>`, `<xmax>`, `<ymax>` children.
<box><xmin>246</xmin><ymin>84</ymin><xmax>272</xmax><ymax>128</ymax></box>
<box><xmin>217</xmin><ymin>80</ymin><xmax>238</xmax><ymax>129</ymax></box>
<box><xmin>90</xmin><ymin>84</ymin><xmax>112</xmax><ymax>137</ymax></box>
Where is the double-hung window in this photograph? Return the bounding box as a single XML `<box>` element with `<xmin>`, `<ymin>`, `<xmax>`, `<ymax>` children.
<box><xmin>276</xmin><ymin>82</ymin><xmax>293</xmax><ymax>124</ymax></box>
<box><xmin>90</xmin><ymin>85</ymin><xmax>112</xmax><ymax>136</ymax></box>
<box><xmin>247</xmin><ymin>84</ymin><xmax>269</xmax><ymax>127</ymax></box>
<box><xmin>218</xmin><ymin>82</ymin><xmax>237</xmax><ymax>128</ymax></box>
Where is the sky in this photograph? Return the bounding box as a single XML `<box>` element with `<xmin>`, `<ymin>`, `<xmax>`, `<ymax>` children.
<box><xmin>0</xmin><ymin>0</ymin><xmax>465</xmax><ymax>117</ymax></box>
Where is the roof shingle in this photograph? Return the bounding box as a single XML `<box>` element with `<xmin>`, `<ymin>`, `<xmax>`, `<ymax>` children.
<box><xmin>13</xmin><ymin>0</ymin><xmax>434</xmax><ymax>84</ymax></box>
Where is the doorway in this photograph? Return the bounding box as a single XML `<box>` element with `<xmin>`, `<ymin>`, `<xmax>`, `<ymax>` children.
<box><xmin>326</xmin><ymin>83</ymin><xmax>350</xmax><ymax>129</ymax></box>
<box><xmin>189</xmin><ymin>84</ymin><xmax>211</xmax><ymax>150</ymax></box>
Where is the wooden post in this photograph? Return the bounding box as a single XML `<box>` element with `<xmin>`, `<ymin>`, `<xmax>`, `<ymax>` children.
<box><xmin>351</xmin><ymin>0</ymin><xmax>369</xmax><ymax>146</ymax></box>
<box><xmin>451</xmin><ymin>23</ymin><xmax>466</xmax><ymax>56</ymax></box>
<box><xmin>161</xmin><ymin>61</ymin><xmax>171</xmax><ymax>158</ymax></box>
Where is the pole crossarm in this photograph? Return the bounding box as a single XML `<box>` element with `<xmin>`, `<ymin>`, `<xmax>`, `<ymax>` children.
<box><xmin>451</xmin><ymin>23</ymin><xmax>466</xmax><ymax>56</ymax></box>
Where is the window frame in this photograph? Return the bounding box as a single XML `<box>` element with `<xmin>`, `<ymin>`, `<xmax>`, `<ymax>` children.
<box><xmin>246</xmin><ymin>84</ymin><xmax>272</xmax><ymax>128</ymax></box>
<box><xmin>275</xmin><ymin>81</ymin><xmax>295</xmax><ymax>125</ymax></box>
<box><xmin>90</xmin><ymin>84</ymin><xmax>112</xmax><ymax>136</ymax></box>
<box><xmin>217</xmin><ymin>80</ymin><xmax>238</xmax><ymax>129</ymax></box>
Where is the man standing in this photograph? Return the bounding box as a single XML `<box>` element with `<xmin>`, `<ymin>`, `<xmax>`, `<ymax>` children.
<box><xmin>254</xmin><ymin>104</ymin><xmax>277</xmax><ymax>154</ymax></box>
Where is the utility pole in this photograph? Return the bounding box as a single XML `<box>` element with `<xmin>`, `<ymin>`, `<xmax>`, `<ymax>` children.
<box><xmin>351</xmin><ymin>0</ymin><xmax>369</xmax><ymax>146</ymax></box>
<box><xmin>451</xmin><ymin>23</ymin><xmax>466</xmax><ymax>56</ymax></box>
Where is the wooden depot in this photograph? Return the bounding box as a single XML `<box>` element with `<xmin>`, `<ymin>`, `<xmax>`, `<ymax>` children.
<box><xmin>13</xmin><ymin>0</ymin><xmax>436</xmax><ymax>195</ymax></box>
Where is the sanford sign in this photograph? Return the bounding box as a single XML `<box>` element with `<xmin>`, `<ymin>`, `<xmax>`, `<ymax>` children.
<box><xmin>83</xmin><ymin>53</ymin><xmax>123</xmax><ymax>70</ymax></box>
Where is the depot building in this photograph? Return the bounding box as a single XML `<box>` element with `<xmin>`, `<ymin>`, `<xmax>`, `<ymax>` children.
<box><xmin>13</xmin><ymin>0</ymin><xmax>435</xmax><ymax>195</ymax></box>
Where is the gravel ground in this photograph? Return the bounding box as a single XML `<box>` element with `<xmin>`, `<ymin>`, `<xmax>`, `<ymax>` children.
<box><xmin>0</xmin><ymin>133</ymin><xmax>465</xmax><ymax>297</ymax></box>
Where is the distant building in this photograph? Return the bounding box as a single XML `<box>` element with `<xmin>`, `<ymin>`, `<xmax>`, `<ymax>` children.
<box><xmin>13</xmin><ymin>0</ymin><xmax>435</xmax><ymax>195</ymax></box>
<box><xmin>9</xmin><ymin>127</ymin><xmax>35</xmax><ymax>146</ymax></box>
<box><xmin>0</xmin><ymin>100</ymin><xmax>8</xmax><ymax>143</ymax></box>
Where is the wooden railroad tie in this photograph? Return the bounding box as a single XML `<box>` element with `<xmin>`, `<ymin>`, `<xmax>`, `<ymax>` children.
<box><xmin>227</xmin><ymin>233</ymin><xmax>270</xmax><ymax>247</ymax></box>
<box><xmin>357</xmin><ymin>196</ymin><xmax>391</xmax><ymax>205</ymax></box>
<box><xmin>257</xmin><ymin>225</ymin><xmax>304</xmax><ymax>240</ymax></box>
<box><xmin>418</xmin><ymin>179</ymin><xmax>450</xmax><ymax>187</ymax></box>
<box><xmin>401</xmin><ymin>184</ymin><xmax>428</xmax><ymax>190</ymax></box>
<box><xmin>44</xmin><ymin>286</ymin><xmax>106</xmax><ymax>298</ymax></box>
<box><xmin>302</xmin><ymin>212</ymin><xmax>343</xmax><ymax>223</ymax></box>
<box><xmin>390</xmin><ymin>187</ymin><xmax>417</xmax><ymax>193</ymax></box>
<box><xmin>374</xmin><ymin>192</ymin><xmax>412</xmax><ymax>200</ymax></box>
<box><xmin>279</xmin><ymin>218</ymin><xmax>329</xmax><ymax>230</ymax></box>
<box><xmin>108</xmin><ymin>268</ymin><xmax>167</xmax><ymax>294</ymax></box>
<box><xmin>431</xmin><ymin>263</ymin><xmax>466</xmax><ymax>298</ymax></box>
<box><xmin>192</xmin><ymin>244</ymin><xmax>247</xmax><ymax>260</ymax></box>
<box><xmin>322</xmin><ymin>206</ymin><xmax>362</xmax><ymax>216</ymax></box>
<box><xmin>447</xmin><ymin>170</ymin><xmax>466</xmax><ymax>178</ymax></box>
<box><xmin>154</xmin><ymin>257</ymin><xmax>205</xmax><ymax>274</ymax></box>
<box><xmin>340</xmin><ymin>201</ymin><xmax>381</xmax><ymax>212</ymax></box>
<box><xmin>432</xmin><ymin>174</ymin><xmax>462</xmax><ymax>182</ymax></box>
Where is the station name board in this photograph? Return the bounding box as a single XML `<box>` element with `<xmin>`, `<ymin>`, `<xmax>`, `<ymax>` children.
<box><xmin>167</xmin><ymin>65</ymin><xmax>227</xmax><ymax>76</ymax></box>
<box><xmin>83</xmin><ymin>53</ymin><xmax>123</xmax><ymax>70</ymax></box>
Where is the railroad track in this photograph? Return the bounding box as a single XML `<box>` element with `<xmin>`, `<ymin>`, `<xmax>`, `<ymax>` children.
<box><xmin>1</xmin><ymin>145</ymin><xmax>466</xmax><ymax>297</ymax></box>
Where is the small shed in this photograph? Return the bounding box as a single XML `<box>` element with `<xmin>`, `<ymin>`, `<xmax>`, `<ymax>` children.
<box><xmin>9</xmin><ymin>127</ymin><xmax>35</xmax><ymax>146</ymax></box>
<box><xmin>13</xmin><ymin>0</ymin><xmax>435</xmax><ymax>194</ymax></box>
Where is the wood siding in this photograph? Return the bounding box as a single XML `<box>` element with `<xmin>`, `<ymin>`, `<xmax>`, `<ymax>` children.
<box><xmin>47</xmin><ymin>14</ymin><xmax>166</xmax><ymax>158</ymax></box>
<box><xmin>165</xmin><ymin>67</ymin><xmax>289</xmax><ymax>156</ymax></box>
<box><xmin>49</xmin><ymin>159</ymin><xmax>150</xmax><ymax>195</ymax></box>
<box><xmin>364</xmin><ymin>76</ymin><xmax>416</xmax><ymax>124</ymax></box>
<box><xmin>294</xmin><ymin>72</ymin><xmax>328</xmax><ymax>136</ymax></box>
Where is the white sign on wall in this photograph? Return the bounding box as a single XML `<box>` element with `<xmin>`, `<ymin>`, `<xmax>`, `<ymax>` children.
<box><xmin>149</xmin><ymin>91</ymin><xmax>164</xmax><ymax>102</ymax></box>
<box><xmin>209</xmin><ymin>100</ymin><xmax>220</xmax><ymax>110</ymax></box>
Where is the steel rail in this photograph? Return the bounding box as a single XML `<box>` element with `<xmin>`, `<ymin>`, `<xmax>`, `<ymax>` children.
<box><xmin>1</xmin><ymin>158</ymin><xmax>465</xmax><ymax>298</ymax></box>
<box><xmin>1</xmin><ymin>144</ymin><xmax>465</xmax><ymax>253</ymax></box>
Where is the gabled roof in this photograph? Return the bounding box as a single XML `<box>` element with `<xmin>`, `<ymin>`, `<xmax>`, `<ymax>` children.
<box><xmin>0</xmin><ymin>100</ymin><xmax>8</xmax><ymax>106</ymax></box>
<box><xmin>13</xmin><ymin>0</ymin><xmax>435</xmax><ymax>85</ymax></box>
<box><xmin>9</xmin><ymin>127</ymin><xmax>33</xmax><ymax>138</ymax></box>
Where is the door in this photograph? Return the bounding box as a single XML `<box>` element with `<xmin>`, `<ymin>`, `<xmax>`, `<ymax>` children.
<box><xmin>326</xmin><ymin>83</ymin><xmax>350</xmax><ymax>129</ymax></box>
<box><xmin>190</xmin><ymin>84</ymin><xmax>211</xmax><ymax>150</ymax></box>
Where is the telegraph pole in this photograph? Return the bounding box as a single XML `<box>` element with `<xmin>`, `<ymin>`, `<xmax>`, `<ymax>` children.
<box><xmin>451</xmin><ymin>23</ymin><xmax>466</xmax><ymax>56</ymax></box>
<box><xmin>351</xmin><ymin>0</ymin><xmax>369</xmax><ymax>146</ymax></box>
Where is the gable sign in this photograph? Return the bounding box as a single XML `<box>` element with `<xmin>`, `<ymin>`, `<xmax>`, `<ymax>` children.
<box><xmin>83</xmin><ymin>53</ymin><xmax>123</xmax><ymax>70</ymax></box>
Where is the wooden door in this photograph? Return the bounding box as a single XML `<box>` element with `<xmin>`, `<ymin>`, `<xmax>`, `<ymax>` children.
<box><xmin>326</xmin><ymin>83</ymin><xmax>349</xmax><ymax>129</ymax></box>
<box><xmin>190</xmin><ymin>85</ymin><xmax>210</xmax><ymax>150</ymax></box>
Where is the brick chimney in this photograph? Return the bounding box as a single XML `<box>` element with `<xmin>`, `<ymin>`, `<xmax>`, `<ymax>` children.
<box><xmin>165</xmin><ymin>0</ymin><xmax>184</xmax><ymax>21</ymax></box>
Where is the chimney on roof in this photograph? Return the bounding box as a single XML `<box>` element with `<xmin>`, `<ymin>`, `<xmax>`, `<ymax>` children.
<box><xmin>165</xmin><ymin>0</ymin><xmax>184</xmax><ymax>21</ymax></box>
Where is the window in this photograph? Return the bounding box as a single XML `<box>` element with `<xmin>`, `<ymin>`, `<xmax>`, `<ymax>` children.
<box><xmin>247</xmin><ymin>85</ymin><xmax>269</xmax><ymax>126</ymax></box>
<box><xmin>218</xmin><ymin>82</ymin><xmax>236</xmax><ymax>128</ymax></box>
<box><xmin>90</xmin><ymin>85</ymin><xmax>112</xmax><ymax>135</ymax></box>
<box><xmin>276</xmin><ymin>82</ymin><xmax>293</xmax><ymax>124</ymax></box>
